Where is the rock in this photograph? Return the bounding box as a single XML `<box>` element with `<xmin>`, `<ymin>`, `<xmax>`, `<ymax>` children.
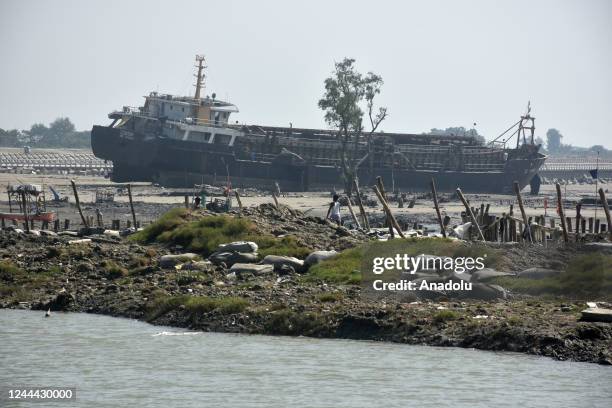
<box><xmin>261</xmin><ymin>255</ymin><xmax>304</xmax><ymax>272</ymax></box>
<box><xmin>159</xmin><ymin>253</ymin><xmax>199</xmax><ymax>268</ymax></box>
<box><xmin>181</xmin><ymin>260</ymin><xmax>213</xmax><ymax>271</ymax></box>
<box><xmin>304</xmin><ymin>250</ymin><xmax>338</xmax><ymax>267</ymax></box>
<box><xmin>58</xmin><ymin>231</ymin><xmax>79</xmax><ymax>237</ymax></box>
<box><xmin>27</xmin><ymin>230</ymin><xmax>41</xmax><ymax>236</ymax></box>
<box><xmin>457</xmin><ymin>283</ymin><xmax>507</xmax><ymax>300</ymax></box>
<box><xmin>68</xmin><ymin>239</ymin><xmax>92</xmax><ymax>245</ymax></box>
<box><xmin>39</xmin><ymin>230</ymin><xmax>57</xmax><ymax>237</ymax></box>
<box><xmin>217</xmin><ymin>241</ymin><xmax>258</xmax><ymax>253</ymax></box>
<box><xmin>471</xmin><ymin>268</ymin><xmax>515</xmax><ymax>282</ymax></box>
<box><xmin>229</xmin><ymin>263</ymin><xmax>273</xmax><ymax>276</ymax></box>
<box><xmin>103</xmin><ymin>230</ymin><xmax>120</xmax><ymax>237</ymax></box>
<box><xmin>209</xmin><ymin>251</ymin><xmax>258</xmax><ymax>267</ymax></box>
<box><xmin>518</xmin><ymin>267</ymin><xmax>561</xmax><ymax>280</ymax></box>
<box><xmin>580</xmin><ymin>308</ymin><xmax>612</xmax><ymax>323</ymax></box>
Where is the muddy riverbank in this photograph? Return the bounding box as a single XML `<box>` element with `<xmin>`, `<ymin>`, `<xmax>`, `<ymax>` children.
<box><xmin>1</xmin><ymin>203</ymin><xmax>611</xmax><ymax>365</ymax></box>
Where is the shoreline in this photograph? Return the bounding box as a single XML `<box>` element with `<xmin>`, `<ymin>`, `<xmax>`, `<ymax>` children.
<box><xmin>1</xmin><ymin>215</ymin><xmax>610</xmax><ymax>365</ymax></box>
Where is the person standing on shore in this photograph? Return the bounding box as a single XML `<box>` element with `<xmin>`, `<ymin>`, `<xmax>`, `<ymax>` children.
<box><xmin>327</xmin><ymin>194</ymin><xmax>342</xmax><ymax>225</ymax></box>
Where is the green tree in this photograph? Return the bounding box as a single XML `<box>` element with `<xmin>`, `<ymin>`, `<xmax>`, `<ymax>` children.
<box><xmin>318</xmin><ymin>58</ymin><xmax>387</xmax><ymax>192</ymax></box>
<box><xmin>546</xmin><ymin>128</ymin><xmax>563</xmax><ymax>152</ymax></box>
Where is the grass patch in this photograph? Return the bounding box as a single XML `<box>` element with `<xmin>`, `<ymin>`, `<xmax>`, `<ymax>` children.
<box><xmin>490</xmin><ymin>253</ymin><xmax>612</xmax><ymax>298</ymax></box>
<box><xmin>317</xmin><ymin>292</ymin><xmax>344</xmax><ymax>302</ymax></box>
<box><xmin>132</xmin><ymin>209</ymin><xmax>311</xmax><ymax>258</ymax></box>
<box><xmin>306</xmin><ymin>247</ymin><xmax>364</xmax><ymax>284</ymax></box>
<box><xmin>0</xmin><ymin>260</ymin><xmax>25</xmax><ymax>282</ymax></box>
<box><xmin>101</xmin><ymin>260</ymin><xmax>128</xmax><ymax>279</ymax></box>
<box><xmin>255</xmin><ymin>235</ymin><xmax>312</xmax><ymax>258</ymax></box>
<box><xmin>433</xmin><ymin>310</ymin><xmax>459</xmax><ymax>323</ymax></box>
<box><xmin>145</xmin><ymin>294</ymin><xmax>249</xmax><ymax>321</ymax></box>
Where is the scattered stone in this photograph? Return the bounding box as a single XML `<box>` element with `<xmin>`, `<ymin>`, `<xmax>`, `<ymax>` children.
<box><xmin>304</xmin><ymin>250</ymin><xmax>338</xmax><ymax>267</ymax></box>
<box><xmin>181</xmin><ymin>260</ymin><xmax>213</xmax><ymax>272</ymax></box>
<box><xmin>209</xmin><ymin>251</ymin><xmax>258</xmax><ymax>267</ymax></box>
<box><xmin>217</xmin><ymin>241</ymin><xmax>258</xmax><ymax>253</ymax></box>
<box><xmin>261</xmin><ymin>255</ymin><xmax>304</xmax><ymax>272</ymax></box>
<box><xmin>471</xmin><ymin>268</ymin><xmax>515</xmax><ymax>282</ymax></box>
<box><xmin>518</xmin><ymin>267</ymin><xmax>561</xmax><ymax>280</ymax></box>
<box><xmin>39</xmin><ymin>230</ymin><xmax>58</xmax><ymax>237</ymax></box>
<box><xmin>580</xmin><ymin>308</ymin><xmax>612</xmax><ymax>323</ymax></box>
<box><xmin>229</xmin><ymin>263</ymin><xmax>273</xmax><ymax>276</ymax></box>
<box><xmin>159</xmin><ymin>253</ymin><xmax>199</xmax><ymax>268</ymax></box>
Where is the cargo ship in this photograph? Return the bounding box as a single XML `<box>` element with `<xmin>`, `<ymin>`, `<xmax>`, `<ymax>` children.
<box><xmin>91</xmin><ymin>56</ymin><xmax>546</xmax><ymax>193</ymax></box>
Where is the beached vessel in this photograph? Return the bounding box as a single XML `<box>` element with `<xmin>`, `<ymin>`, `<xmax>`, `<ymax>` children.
<box><xmin>91</xmin><ymin>56</ymin><xmax>546</xmax><ymax>193</ymax></box>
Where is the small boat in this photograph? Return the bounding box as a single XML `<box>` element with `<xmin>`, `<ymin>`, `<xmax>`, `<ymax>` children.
<box><xmin>0</xmin><ymin>212</ymin><xmax>57</xmax><ymax>222</ymax></box>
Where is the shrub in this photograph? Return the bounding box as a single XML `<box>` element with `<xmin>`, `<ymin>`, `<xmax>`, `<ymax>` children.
<box><xmin>433</xmin><ymin>310</ymin><xmax>459</xmax><ymax>323</ymax></box>
<box><xmin>101</xmin><ymin>260</ymin><xmax>128</xmax><ymax>279</ymax></box>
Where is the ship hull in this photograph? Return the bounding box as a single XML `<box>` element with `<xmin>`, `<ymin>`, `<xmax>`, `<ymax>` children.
<box><xmin>91</xmin><ymin>126</ymin><xmax>544</xmax><ymax>193</ymax></box>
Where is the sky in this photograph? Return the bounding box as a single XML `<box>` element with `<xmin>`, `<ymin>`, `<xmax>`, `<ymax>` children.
<box><xmin>1</xmin><ymin>0</ymin><xmax>611</xmax><ymax>148</ymax></box>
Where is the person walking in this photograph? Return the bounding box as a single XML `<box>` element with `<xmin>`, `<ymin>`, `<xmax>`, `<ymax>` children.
<box><xmin>327</xmin><ymin>194</ymin><xmax>342</xmax><ymax>225</ymax></box>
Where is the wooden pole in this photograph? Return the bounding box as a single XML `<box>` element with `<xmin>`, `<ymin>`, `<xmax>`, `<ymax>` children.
<box><xmin>352</xmin><ymin>178</ymin><xmax>370</xmax><ymax>230</ymax></box>
<box><xmin>456</xmin><ymin>188</ymin><xmax>485</xmax><ymax>241</ymax></box>
<box><xmin>70</xmin><ymin>179</ymin><xmax>88</xmax><ymax>228</ymax></box>
<box><xmin>575</xmin><ymin>203</ymin><xmax>582</xmax><ymax>239</ymax></box>
<box><xmin>513</xmin><ymin>181</ymin><xmax>531</xmax><ymax>242</ymax></box>
<box><xmin>555</xmin><ymin>182</ymin><xmax>569</xmax><ymax>243</ymax></box>
<box><xmin>127</xmin><ymin>184</ymin><xmax>137</xmax><ymax>229</ymax></box>
<box><xmin>376</xmin><ymin>176</ymin><xmax>387</xmax><ymax>201</ymax></box>
<box><xmin>430</xmin><ymin>178</ymin><xmax>447</xmax><ymax>238</ymax></box>
<box><xmin>234</xmin><ymin>190</ymin><xmax>243</xmax><ymax>217</ymax></box>
<box><xmin>599</xmin><ymin>188</ymin><xmax>612</xmax><ymax>239</ymax></box>
<box><xmin>272</xmin><ymin>193</ymin><xmax>279</xmax><ymax>209</ymax></box>
<box><xmin>373</xmin><ymin>185</ymin><xmax>405</xmax><ymax>238</ymax></box>
<box><xmin>345</xmin><ymin>196</ymin><xmax>361</xmax><ymax>230</ymax></box>
<box><xmin>20</xmin><ymin>191</ymin><xmax>30</xmax><ymax>233</ymax></box>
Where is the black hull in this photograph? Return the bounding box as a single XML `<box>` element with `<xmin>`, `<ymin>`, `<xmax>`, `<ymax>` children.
<box><xmin>91</xmin><ymin>126</ymin><xmax>544</xmax><ymax>193</ymax></box>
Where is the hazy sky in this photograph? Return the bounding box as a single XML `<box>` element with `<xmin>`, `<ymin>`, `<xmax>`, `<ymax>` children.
<box><xmin>1</xmin><ymin>0</ymin><xmax>611</xmax><ymax>148</ymax></box>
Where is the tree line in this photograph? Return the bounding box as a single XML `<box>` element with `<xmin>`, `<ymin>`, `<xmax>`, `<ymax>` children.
<box><xmin>0</xmin><ymin>117</ymin><xmax>90</xmax><ymax>149</ymax></box>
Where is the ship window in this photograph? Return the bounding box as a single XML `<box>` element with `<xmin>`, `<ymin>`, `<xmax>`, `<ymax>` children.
<box><xmin>190</xmin><ymin>131</ymin><xmax>210</xmax><ymax>143</ymax></box>
<box><xmin>214</xmin><ymin>134</ymin><xmax>231</xmax><ymax>145</ymax></box>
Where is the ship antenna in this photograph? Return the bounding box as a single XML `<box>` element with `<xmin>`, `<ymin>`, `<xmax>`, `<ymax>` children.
<box><xmin>194</xmin><ymin>55</ymin><xmax>206</xmax><ymax>100</ymax></box>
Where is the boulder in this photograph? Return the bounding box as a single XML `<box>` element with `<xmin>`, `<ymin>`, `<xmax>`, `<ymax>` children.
<box><xmin>471</xmin><ymin>268</ymin><xmax>515</xmax><ymax>282</ymax></box>
<box><xmin>261</xmin><ymin>255</ymin><xmax>304</xmax><ymax>272</ymax></box>
<box><xmin>518</xmin><ymin>267</ymin><xmax>561</xmax><ymax>280</ymax></box>
<box><xmin>456</xmin><ymin>283</ymin><xmax>507</xmax><ymax>300</ymax></box>
<box><xmin>181</xmin><ymin>260</ymin><xmax>213</xmax><ymax>272</ymax></box>
<box><xmin>304</xmin><ymin>250</ymin><xmax>338</xmax><ymax>267</ymax></box>
<box><xmin>229</xmin><ymin>263</ymin><xmax>273</xmax><ymax>276</ymax></box>
<box><xmin>159</xmin><ymin>253</ymin><xmax>199</xmax><ymax>268</ymax></box>
<box><xmin>39</xmin><ymin>230</ymin><xmax>58</xmax><ymax>237</ymax></box>
<box><xmin>217</xmin><ymin>241</ymin><xmax>258</xmax><ymax>253</ymax></box>
<box><xmin>209</xmin><ymin>251</ymin><xmax>258</xmax><ymax>267</ymax></box>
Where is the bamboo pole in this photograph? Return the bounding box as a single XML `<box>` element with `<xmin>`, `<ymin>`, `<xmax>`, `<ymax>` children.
<box><xmin>556</xmin><ymin>183</ymin><xmax>569</xmax><ymax>243</ymax></box>
<box><xmin>430</xmin><ymin>178</ymin><xmax>446</xmax><ymax>238</ymax></box>
<box><xmin>70</xmin><ymin>179</ymin><xmax>88</xmax><ymax>228</ymax></box>
<box><xmin>513</xmin><ymin>181</ymin><xmax>531</xmax><ymax>243</ymax></box>
<box><xmin>272</xmin><ymin>192</ymin><xmax>279</xmax><ymax>209</ymax></box>
<box><xmin>456</xmin><ymin>188</ymin><xmax>485</xmax><ymax>240</ymax></box>
<box><xmin>352</xmin><ymin>178</ymin><xmax>370</xmax><ymax>230</ymax></box>
<box><xmin>373</xmin><ymin>185</ymin><xmax>405</xmax><ymax>238</ymax></box>
<box><xmin>234</xmin><ymin>190</ymin><xmax>243</xmax><ymax>217</ymax></box>
<box><xmin>127</xmin><ymin>184</ymin><xmax>137</xmax><ymax>229</ymax></box>
<box><xmin>599</xmin><ymin>188</ymin><xmax>612</xmax><ymax>239</ymax></box>
<box><xmin>344</xmin><ymin>196</ymin><xmax>361</xmax><ymax>230</ymax></box>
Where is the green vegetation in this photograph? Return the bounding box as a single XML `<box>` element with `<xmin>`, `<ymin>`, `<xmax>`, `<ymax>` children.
<box><xmin>263</xmin><ymin>308</ymin><xmax>325</xmax><ymax>336</ymax></box>
<box><xmin>306</xmin><ymin>238</ymin><xmax>502</xmax><ymax>285</ymax></box>
<box><xmin>0</xmin><ymin>117</ymin><xmax>90</xmax><ymax>148</ymax></box>
<box><xmin>433</xmin><ymin>310</ymin><xmax>460</xmax><ymax>323</ymax></box>
<box><xmin>132</xmin><ymin>209</ymin><xmax>310</xmax><ymax>258</ymax></box>
<box><xmin>145</xmin><ymin>294</ymin><xmax>249</xmax><ymax>321</ymax></box>
<box><xmin>0</xmin><ymin>260</ymin><xmax>62</xmax><ymax>303</ymax></box>
<box><xmin>317</xmin><ymin>292</ymin><xmax>344</xmax><ymax>302</ymax></box>
<box><xmin>307</xmin><ymin>247</ymin><xmax>363</xmax><ymax>284</ymax></box>
<box><xmin>490</xmin><ymin>253</ymin><xmax>612</xmax><ymax>298</ymax></box>
<box><xmin>101</xmin><ymin>260</ymin><xmax>128</xmax><ymax>279</ymax></box>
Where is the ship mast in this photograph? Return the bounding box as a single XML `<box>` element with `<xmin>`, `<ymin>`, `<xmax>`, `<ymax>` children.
<box><xmin>517</xmin><ymin>101</ymin><xmax>536</xmax><ymax>148</ymax></box>
<box><xmin>194</xmin><ymin>54</ymin><xmax>206</xmax><ymax>100</ymax></box>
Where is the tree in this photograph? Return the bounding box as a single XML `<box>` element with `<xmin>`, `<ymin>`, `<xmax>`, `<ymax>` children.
<box><xmin>318</xmin><ymin>58</ymin><xmax>387</xmax><ymax>192</ymax></box>
<box><xmin>546</xmin><ymin>128</ymin><xmax>563</xmax><ymax>152</ymax></box>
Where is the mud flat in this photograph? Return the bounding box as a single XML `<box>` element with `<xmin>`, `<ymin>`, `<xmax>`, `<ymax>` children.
<box><xmin>1</xmin><ymin>202</ymin><xmax>610</xmax><ymax>365</ymax></box>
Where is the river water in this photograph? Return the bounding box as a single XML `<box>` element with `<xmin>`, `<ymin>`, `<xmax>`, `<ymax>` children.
<box><xmin>1</xmin><ymin>309</ymin><xmax>610</xmax><ymax>407</ymax></box>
